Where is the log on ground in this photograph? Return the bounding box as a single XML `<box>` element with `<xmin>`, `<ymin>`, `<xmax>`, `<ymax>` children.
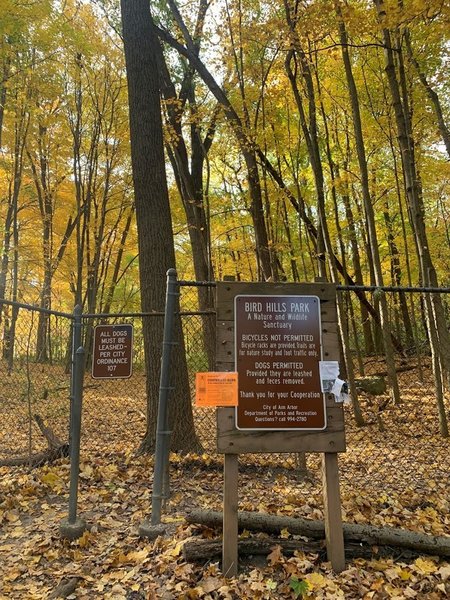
<box><xmin>183</xmin><ymin>538</ymin><xmax>426</xmax><ymax>564</ymax></box>
<box><xmin>185</xmin><ymin>509</ymin><xmax>450</xmax><ymax>558</ymax></box>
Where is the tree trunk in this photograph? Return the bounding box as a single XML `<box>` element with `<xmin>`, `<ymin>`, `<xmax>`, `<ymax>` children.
<box><xmin>337</xmin><ymin>3</ymin><xmax>400</xmax><ymax>404</ymax></box>
<box><xmin>164</xmin><ymin>0</ymin><xmax>274</xmax><ymax>281</ymax></box>
<box><xmin>340</xmin><ymin>180</ymin><xmax>374</xmax><ymax>357</ymax></box>
<box><xmin>404</xmin><ymin>32</ymin><xmax>450</xmax><ymax>159</ymax></box>
<box><xmin>101</xmin><ymin>205</ymin><xmax>135</xmax><ymax>314</ymax></box>
<box><xmin>158</xmin><ymin>42</ymin><xmax>216</xmax><ymax>366</ymax></box>
<box><xmin>183</xmin><ymin>538</ymin><xmax>438</xmax><ymax>563</ymax></box>
<box><xmin>4</xmin><ymin>98</ymin><xmax>28</xmax><ymax>366</ymax></box>
<box><xmin>315</xmin><ymin>70</ymin><xmax>365</xmax><ymax>424</ymax></box>
<box><xmin>120</xmin><ymin>0</ymin><xmax>199</xmax><ymax>452</ymax></box>
<box><xmin>283</xmin><ymin>3</ymin><xmax>366</xmax><ymax>426</ymax></box>
<box><xmin>374</xmin><ymin>0</ymin><xmax>449</xmax><ymax>434</ymax></box>
<box><xmin>0</xmin><ymin>202</ymin><xmax>14</xmax><ymax>308</ymax></box>
<box><xmin>156</xmin><ymin>20</ymin><xmax>402</xmax><ymax>354</ymax></box>
<box><xmin>382</xmin><ymin>200</ymin><xmax>414</xmax><ymax>348</ymax></box>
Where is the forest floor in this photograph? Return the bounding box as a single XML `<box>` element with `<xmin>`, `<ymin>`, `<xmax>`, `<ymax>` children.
<box><xmin>0</xmin><ymin>363</ymin><xmax>450</xmax><ymax>599</ymax></box>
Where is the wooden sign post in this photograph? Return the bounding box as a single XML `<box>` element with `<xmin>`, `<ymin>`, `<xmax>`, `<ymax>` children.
<box><xmin>216</xmin><ymin>282</ymin><xmax>346</xmax><ymax>576</ymax></box>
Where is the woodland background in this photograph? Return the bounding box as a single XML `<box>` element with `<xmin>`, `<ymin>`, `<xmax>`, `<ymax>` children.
<box><xmin>1</xmin><ymin>0</ymin><xmax>450</xmax><ymax>443</ymax></box>
<box><xmin>0</xmin><ymin>0</ymin><xmax>450</xmax><ymax>598</ymax></box>
<box><xmin>0</xmin><ymin>0</ymin><xmax>449</xmax><ymax>316</ymax></box>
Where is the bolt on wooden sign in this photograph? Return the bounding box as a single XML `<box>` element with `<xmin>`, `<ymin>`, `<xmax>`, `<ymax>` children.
<box><xmin>235</xmin><ymin>295</ymin><xmax>325</xmax><ymax>430</ymax></box>
<box><xmin>92</xmin><ymin>324</ymin><xmax>133</xmax><ymax>379</ymax></box>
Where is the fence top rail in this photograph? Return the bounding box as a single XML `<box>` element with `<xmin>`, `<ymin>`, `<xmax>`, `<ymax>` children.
<box><xmin>0</xmin><ymin>298</ymin><xmax>74</xmax><ymax>319</ymax></box>
<box><xmin>178</xmin><ymin>280</ymin><xmax>217</xmax><ymax>287</ymax></box>
<box><xmin>81</xmin><ymin>311</ymin><xmax>165</xmax><ymax>319</ymax></box>
<box><xmin>81</xmin><ymin>310</ymin><xmax>216</xmax><ymax>319</ymax></box>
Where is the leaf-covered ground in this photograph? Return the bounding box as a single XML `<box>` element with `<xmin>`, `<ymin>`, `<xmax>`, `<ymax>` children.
<box><xmin>1</xmin><ymin>361</ymin><xmax>449</xmax><ymax>598</ymax></box>
<box><xmin>1</xmin><ymin>445</ymin><xmax>449</xmax><ymax>599</ymax></box>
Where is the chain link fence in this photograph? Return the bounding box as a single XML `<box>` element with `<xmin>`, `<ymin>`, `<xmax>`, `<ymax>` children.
<box><xmin>0</xmin><ymin>284</ymin><xmax>449</xmax><ymax>508</ymax></box>
<box><xmin>0</xmin><ymin>303</ymin><xmax>72</xmax><ymax>461</ymax></box>
<box><xmin>337</xmin><ymin>287</ymin><xmax>449</xmax><ymax>505</ymax></box>
<box><xmin>180</xmin><ymin>283</ymin><xmax>450</xmax><ymax>500</ymax></box>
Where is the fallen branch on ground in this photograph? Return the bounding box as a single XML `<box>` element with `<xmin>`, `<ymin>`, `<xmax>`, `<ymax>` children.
<box><xmin>48</xmin><ymin>577</ymin><xmax>79</xmax><ymax>599</ymax></box>
<box><xmin>0</xmin><ymin>414</ymin><xmax>69</xmax><ymax>468</ymax></box>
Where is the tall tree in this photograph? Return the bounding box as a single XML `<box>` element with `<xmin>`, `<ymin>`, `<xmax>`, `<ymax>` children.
<box><xmin>165</xmin><ymin>0</ymin><xmax>277</xmax><ymax>281</ymax></box>
<box><xmin>155</xmin><ymin>0</ymin><xmax>216</xmax><ymax>366</ymax></box>
<box><xmin>335</xmin><ymin>1</ymin><xmax>400</xmax><ymax>404</ymax></box>
<box><xmin>374</xmin><ymin>0</ymin><xmax>449</xmax><ymax>435</ymax></box>
<box><xmin>120</xmin><ymin>0</ymin><xmax>198</xmax><ymax>452</ymax></box>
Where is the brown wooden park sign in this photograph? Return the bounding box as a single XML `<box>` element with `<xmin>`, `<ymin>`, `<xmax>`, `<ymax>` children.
<box><xmin>92</xmin><ymin>324</ymin><xmax>133</xmax><ymax>379</ymax></box>
<box><xmin>235</xmin><ymin>294</ymin><xmax>325</xmax><ymax>430</ymax></box>
<box><xmin>215</xmin><ymin>281</ymin><xmax>346</xmax><ymax>575</ymax></box>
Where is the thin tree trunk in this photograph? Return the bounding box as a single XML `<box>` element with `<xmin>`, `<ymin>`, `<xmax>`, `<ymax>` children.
<box><xmin>4</xmin><ymin>94</ymin><xmax>29</xmax><ymax>366</ymax></box>
<box><xmin>165</xmin><ymin>0</ymin><xmax>274</xmax><ymax>281</ymax></box>
<box><xmin>374</xmin><ymin>0</ymin><xmax>448</xmax><ymax>434</ymax></box>
<box><xmin>315</xmin><ymin>69</ymin><xmax>365</xmax><ymax>424</ymax></box>
<box><xmin>404</xmin><ymin>32</ymin><xmax>450</xmax><ymax>159</ymax></box>
<box><xmin>281</xmin><ymin>200</ymin><xmax>300</xmax><ymax>281</ymax></box>
<box><xmin>339</xmin><ymin>178</ymin><xmax>374</xmax><ymax>357</ymax></box>
<box><xmin>0</xmin><ymin>202</ymin><xmax>14</xmax><ymax>307</ymax></box>
<box><xmin>387</xmin><ymin>126</ymin><xmax>423</xmax><ymax>375</ymax></box>
<box><xmin>0</xmin><ymin>48</ymin><xmax>10</xmax><ymax>149</ymax></box>
<box><xmin>382</xmin><ymin>200</ymin><xmax>414</xmax><ymax>348</ymax></box>
<box><xmin>337</xmin><ymin>3</ymin><xmax>400</xmax><ymax>404</ymax></box>
<box><xmin>102</xmin><ymin>206</ymin><xmax>135</xmax><ymax>314</ymax></box>
<box><xmin>158</xmin><ymin>38</ymin><xmax>217</xmax><ymax>366</ymax></box>
<box><xmin>157</xmin><ymin>10</ymin><xmax>401</xmax><ymax>353</ymax></box>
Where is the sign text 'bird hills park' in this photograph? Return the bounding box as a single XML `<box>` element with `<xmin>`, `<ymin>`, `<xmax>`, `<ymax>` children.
<box><xmin>235</xmin><ymin>295</ymin><xmax>325</xmax><ymax>430</ymax></box>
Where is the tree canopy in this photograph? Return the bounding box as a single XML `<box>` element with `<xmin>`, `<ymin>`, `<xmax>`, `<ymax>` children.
<box><xmin>0</xmin><ymin>0</ymin><xmax>448</xmax><ymax>308</ymax></box>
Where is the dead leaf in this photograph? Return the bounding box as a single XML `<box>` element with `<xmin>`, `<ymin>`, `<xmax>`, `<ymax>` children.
<box><xmin>124</xmin><ymin>548</ymin><xmax>149</xmax><ymax>563</ymax></box>
<box><xmin>305</xmin><ymin>572</ymin><xmax>327</xmax><ymax>589</ymax></box>
<box><xmin>199</xmin><ymin>576</ymin><xmax>222</xmax><ymax>593</ymax></box>
<box><xmin>438</xmin><ymin>565</ymin><xmax>450</xmax><ymax>581</ymax></box>
<box><xmin>414</xmin><ymin>558</ymin><xmax>437</xmax><ymax>574</ymax></box>
<box><xmin>267</xmin><ymin>545</ymin><xmax>283</xmax><ymax>566</ymax></box>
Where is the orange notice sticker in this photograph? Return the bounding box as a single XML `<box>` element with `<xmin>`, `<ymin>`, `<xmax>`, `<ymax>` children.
<box><xmin>195</xmin><ymin>372</ymin><xmax>238</xmax><ymax>407</ymax></box>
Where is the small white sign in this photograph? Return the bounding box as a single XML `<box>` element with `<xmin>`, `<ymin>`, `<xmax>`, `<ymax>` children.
<box><xmin>331</xmin><ymin>377</ymin><xmax>346</xmax><ymax>402</ymax></box>
<box><xmin>319</xmin><ymin>360</ymin><xmax>340</xmax><ymax>392</ymax></box>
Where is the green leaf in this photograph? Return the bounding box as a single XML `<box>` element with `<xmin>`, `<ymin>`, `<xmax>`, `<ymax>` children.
<box><xmin>290</xmin><ymin>576</ymin><xmax>310</xmax><ymax>598</ymax></box>
<box><xmin>266</xmin><ymin>578</ymin><xmax>277</xmax><ymax>591</ymax></box>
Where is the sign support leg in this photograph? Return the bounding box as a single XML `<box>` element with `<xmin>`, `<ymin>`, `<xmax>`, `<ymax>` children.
<box><xmin>223</xmin><ymin>453</ymin><xmax>238</xmax><ymax>577</ymax></box>
<box><xmin>322</xmin><ymin>452</ymin><xmax>345</xmax><ymax>572</ymax></box>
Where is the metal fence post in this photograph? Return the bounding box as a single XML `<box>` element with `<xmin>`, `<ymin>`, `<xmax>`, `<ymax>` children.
<box><xmin>60</xmin><ymin>344</ymin><xmax>86</xmax><ymax>540</ymax></box>
<box><xmin>69</xmin><ymin>305</ymin><xmax>82</xmax><ymax>452</ymax></box>
<box><xmin>139</xmin><ymin>268</ymin><xmax>178</xmax><ymax>539</ymax></box>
